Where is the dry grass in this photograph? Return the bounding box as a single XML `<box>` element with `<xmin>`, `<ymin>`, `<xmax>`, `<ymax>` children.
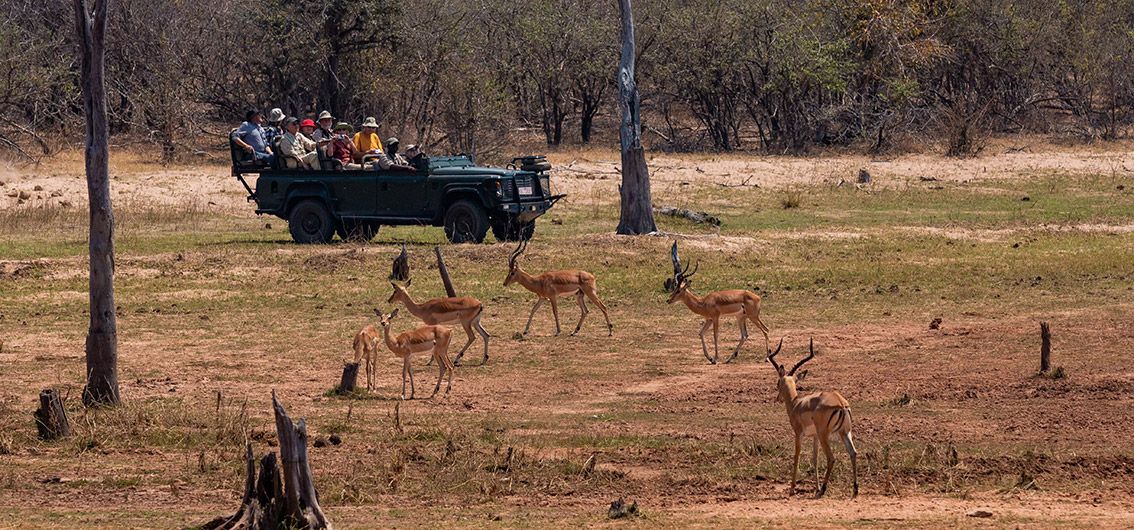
<box><xmin>1</xmin><ymin>146</ymin><xmax>1133</xmax><ymax>528</ymax></box>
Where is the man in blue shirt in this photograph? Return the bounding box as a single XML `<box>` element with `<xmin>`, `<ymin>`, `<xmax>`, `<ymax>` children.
<box><xmin>231</xmin><ymin>109</ymin><xmax>274</xmax><ymax>164</ymax></box>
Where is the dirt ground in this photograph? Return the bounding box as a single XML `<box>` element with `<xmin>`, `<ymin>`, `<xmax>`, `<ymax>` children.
<box><xmin>1</xmin><ymin>142</ymin><xmax>1133</xmax><ymax>528</ymax></box>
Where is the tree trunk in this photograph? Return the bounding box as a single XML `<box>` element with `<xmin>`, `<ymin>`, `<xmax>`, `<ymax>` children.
<box><xmin>34</xmin><ymin>389</ymin><xmax>71</xmax><ymax>440</ymax></box>
<box><xmin>615</xmin><ymin>0</ymin><xmax>656</xmax><ymax>235</ymax></box>
<box><xmin>337</xmin><ymin>363</ymin><xmax>359</xmax><ymax>395</ymax></box>
<box><xmin>435</xmin><ymin>246</ymin><xmax>457</xmax><ymax>298</ymax></box>
<box><xmin>273</xmin><ymin>391</ymin><xmax>331</xmax><ymax>529</ymax></box>
<box><xmin>74</xmin><ymin>0</ymin><xmax>119</xmax><ymax>407</ymax></box>
<box><xmin>1040</xmin><ymin>321</ymin><xmax>1051</xmax><ymax>374</ymax></box>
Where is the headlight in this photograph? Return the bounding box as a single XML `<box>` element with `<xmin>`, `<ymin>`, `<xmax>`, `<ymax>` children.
<box><xmin>540</xmin><ymin>176</ymin><xmax>550</xmax><ymax>195</ymax></box>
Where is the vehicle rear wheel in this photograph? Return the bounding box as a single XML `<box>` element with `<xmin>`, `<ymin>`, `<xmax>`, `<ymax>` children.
<box><xmin>288</xmin><ymin>200</ymin><xmax>336</xmax><ymax>244</ymax></box>
<box><xmin>444</xmin><ymin>199</ymin><xmax>489</xmax><ymax>244</ymax></box>
<box><xmin>491</xmin><ymin>217</ymin><xmax>535</xmax><ymax>242</ymax></box>
<box><xmin>338</xmin><ymin>219</ymin><xmax>379</xmax><ymax>242</ymax></box>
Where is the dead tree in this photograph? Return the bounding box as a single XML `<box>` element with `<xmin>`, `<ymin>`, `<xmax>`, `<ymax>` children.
<box><xmin>435</xmin><ymin>246</ymin><xmax>457</xmax><ymax>297</ymax></box>
<box><xmin>34</xmin><ymin>389</ymin><xmax>71</xmax><ymax>440</ymax></box>
<box><xmin>203</xmin><ymin>391</ymin><xmax>331</xmax><ymax>529</ymax></box>
<box><xmin>336</xmin><ymin>362</ymin><xmax>360</xmax><ymax>395</ymax></box>
<box><xmin>1039</xmin><ymin>321</ymin><xmax>1051</xmax><ymax>374</ymax></box>
<box><xmin>74</xmin><ymin>0</ymin><xmax>119</xmax><ymax>407</ymax></box>
<box><xmin>615</xmin><ymin>0</ymin><xmax>657</xmax><ymax>235</ymax></box>
<box><xmin>389</xmin><ymin>244</ymin><xmax>409</xmax><ymax>281</ymax></box>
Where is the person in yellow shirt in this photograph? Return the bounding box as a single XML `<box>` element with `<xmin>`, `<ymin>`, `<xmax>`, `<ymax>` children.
<box><xmin>354</xmin><ymin>116</ymin><xmax>416</xmax><ymax>171</ymax></box>
<box><xmin>353</xmin><ymin>116</ymin><xmax>384</xmax><ymax>154</ymax></box>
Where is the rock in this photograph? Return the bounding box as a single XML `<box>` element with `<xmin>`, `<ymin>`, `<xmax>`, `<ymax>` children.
<box><xmin>1020</xmin><ymin>196</ymin><xmax>1030</xmax><ymax>201</ymax></box>
<box><xmin>33</xmin><ymin>185</ymin><xmax>43</xmax><ymax>191</ymax></box>
<box><xmin>857</xmin><ymin>168</ymin><xmax>872</xmax><ymax>184</ymax></box>
<box><xmin>966</xmin><ymin>510</ymin><xmax>993</xmax><ymax>518</ymax></box>
<box><xmin>50</xmin><ymin>191</ymin><xmax>62</xmax><ymax>197</ymax></box>
<box><xmin>264</xmin><ymin>223</ymin><xmax>272</xmax><ymax>230</ymax></box>
<box><xmin>18</xmin><ymin>191</ymin><xmax>31</xmax><ymax>200</ymax></box>
<box><xmin>608</xmin><ymin>498</ymin><xmax>639</xmax><ymax>519</ymax></box>
<box><xmin>6</xmin><ymin>190</ymin><xmax>17</xmax><ymax>197</ymax></box>
<box><xmin>929</xmin><ymin>317</ymin><xmax>942</xmax><ymax>330</ymax></box>
<box><xmin>313</xmin><ymin>436</ymin><xmax>328</xmax><ymax>448</ymax></box>
<box><xmin>919</xmin><ymin>175</ymin><xmax>938</xmax><ymax>181</ymax></box>
<box><xmin>328</xmin><ymin>434</ymin><xmax>342</xmax><ymax>445</ymax></box>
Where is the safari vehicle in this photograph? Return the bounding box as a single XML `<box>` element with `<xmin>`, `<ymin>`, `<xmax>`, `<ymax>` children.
<box><xmin>230</xmin><ymin>140</ymin><xmax>564</xmax><ymax>244</ymax></box>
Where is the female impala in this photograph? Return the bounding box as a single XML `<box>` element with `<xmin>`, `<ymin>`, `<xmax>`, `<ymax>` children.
<box><xmin>377</xmin><ymin>308</ymin><xmax>455</xmax><ymax>400</ymax></box>
<box><xmin>767</xmin><ymin>338</ymin><xmax>858</xmax><ymax>498</ymax></box>
<box><xmin>665</xmin><ymin>241</ymin><xmax>769</xmax><ymax>364</ymax></box>
<box><xmin>387</xmin><ymin>279</ymin><xmax>490</xmax><ymax>365</ymax></box>
<box><xmin>503</xmin><ymin>240</ymin><xmax>613</xmax><ymax>337</ymax></box>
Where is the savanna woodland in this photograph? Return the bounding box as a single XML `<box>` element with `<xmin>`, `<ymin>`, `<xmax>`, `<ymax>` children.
<box><xmin>2</xmin><ymin>0</ymin><xmax>1134</xmax><ymax>528</ymax></box>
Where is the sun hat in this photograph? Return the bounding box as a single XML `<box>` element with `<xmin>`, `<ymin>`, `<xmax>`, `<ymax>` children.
<box><xmin>333</xmin><ymin>122</ymin><xmax>353</xmax><ymax>133</ymax></box>
<box><xmin>300</xmin><ymin>118</ymin><xmax>316</xmax><ymax>129</ymax></box>
<box><xmin>284</xmin><ymin>116</ymin><xmax>299</xmax><ymax>126</ymax></box>
<box><xmin>317</xmin><ymin>110</ymin><xmax>333</xmax><ymax>121</ymax></box>
<box><xmin>385</xmin><ymin>137</ymin><xmax>399</xmax><ymax>146</ymax></box>
<box><xmin>361</xmin><ymin>117</ymin><xmax>379</xmax><ymax>128</ymax></box>
<box><xmin>268</xmin><ymin>108</ymin><xmax>285</xmax><ymax>123</ymax></box>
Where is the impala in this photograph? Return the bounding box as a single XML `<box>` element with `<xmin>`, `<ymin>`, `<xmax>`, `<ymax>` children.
<box><xmin>503</xmin><ymin>240</ymin><xmax>613</xmax><ymax>337</ymax></box>
<box><xmin>352</xmin><ymin>320</ymin><xmax>382</xmax><ymax>391</ymax></box>
<box><xmin>377</xmin><ymin>309</ymin><xmax>454</xmax><ymax>399</ymax></box>
<box><xmin>767</xmin><ymin>338</ymin><xmax>858</xmax><ymax>498</ymax></box>
<box><xmin>387</xmin><ymin>279</ymin><xmax>490</xmax><ymax>365</ymax></box>
<box><xmin>665</xmin><ymin>241</ymin><xmax>769</xmax><ymax>364</ymax></box>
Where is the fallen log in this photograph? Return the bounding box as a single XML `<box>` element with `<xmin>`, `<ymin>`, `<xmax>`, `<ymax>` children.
<box><xmin>653</xmin><ymin>206</ymin><xmax>721</xmax><ymax>226</ymax></box>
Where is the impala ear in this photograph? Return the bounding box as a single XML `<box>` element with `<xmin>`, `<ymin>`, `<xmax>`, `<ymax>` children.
<box><xmin>373</xmin><ymin>308</ymin><xmax>382</xmax><ymax>316</ymax></box>
<box><xmin>795</xmin><ymin>369</ymin><xmax>808</xmax><ymax>383</ymax></box>
<box><xmin>390</xmin><ymin>308</ymin><xmax>399</xmax><ymax>319</ymax></box>
<box><xmin>776</xmin><ymin>365</ymin><xmax>785</xmax><ymax>377</ymax></box>
<box><xmin>405</xmin><ymin>277</ymin><xmax>412</xmax><ymax>287</ymax></box>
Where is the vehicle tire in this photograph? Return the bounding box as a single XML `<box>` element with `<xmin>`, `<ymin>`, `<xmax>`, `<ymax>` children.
<box><xmin>338</xmin><ymin>219</ymin><xmax>379</xmax><ymax>242</ymax></box>
<box><xmin>491</xmin><ymin>217</ymin><xmax>535</xmax><ymax>242</ymax></box>
<box><xmin>444</xmin><ymin>199</ymin><xmax>489</xmax><ymax>244</ymax></box>
<box><xmin>288</xmin><ymin>200</ymin><xmax>336</xmax><ymax>244</ymax></box>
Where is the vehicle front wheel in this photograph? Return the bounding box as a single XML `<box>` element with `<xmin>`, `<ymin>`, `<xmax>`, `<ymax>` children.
<box><xmin>288</xmin><ymin>200</ymin><xmax>336</xmax><ymax>244</ymax></box>
<box><xmin>491</xmin><ymin>217</ymin><xmax>535</xmax><ymax>242</ymax></box>
<box><xmin>443</xmin><ymin>199</ymin><xmax>489</xmax><ymax>244</ymax></box>
<box><xmin>338</xmin><ymin>219</ymin><xmax>379</xmax><ymax>242</ymax></box>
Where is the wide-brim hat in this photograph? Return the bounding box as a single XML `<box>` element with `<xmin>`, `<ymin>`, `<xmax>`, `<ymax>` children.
<box><xmin>333</xmin><ymin>122</ymin><xmax>353</xmax><ymax>133</ymax></box>
<box><xmin>284</xmin><ymin>117</ymin><xmax>299</xmax><ymax>126</ymax></box>
<box><xmin>317</xmin><ymin>110</ymin><xmax>333</xmax><ymax>121</ymax></box>
<box><xmin>300</xmin><ymin>118</ymin><xmax>316</xmax><ymax>129</ymax></box>
<box><xmin>361</xmin><ymin>117</ymin><xmax>379</xmax><ymax>128</ymax></box>
<box><xmin>385</xmin><ymin>137</ymin><xmax>399</xmax><ymax>146</ymax></box>
<box><xmin>268</xmin><ymin>108</ymin><xmax>285</xmax><ymax>123</ymax></box>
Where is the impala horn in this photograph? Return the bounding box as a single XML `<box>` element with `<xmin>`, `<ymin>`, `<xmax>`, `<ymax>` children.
<box><xmin>508</xmin><ymin>239</ymin><xmax>528</xmax><ymax>271</ymax></box>
<box><xmin>788</xmin><ymin>338</ymin><xmax>816</xmax><ymax>376</ymax></box>
<box><xmin>767</xmin><ymin>338</ymin><xmax>785</xmax><ymax>373</ymax></box>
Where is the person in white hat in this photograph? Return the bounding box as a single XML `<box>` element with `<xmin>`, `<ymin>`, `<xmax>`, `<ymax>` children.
<box><xmin>353</xmin><ymin>116</ymin><xmax>385</xmax><ymax>155</ymax></box>
<box><xmin>263</xmin><ymin>108</ymin><xmax>285</xmax><ymax>147</ymax></box>
<box><xmin>312</xmin><ymin>110</ymin><xmax>335</xmax><ymax>142</ymax></box>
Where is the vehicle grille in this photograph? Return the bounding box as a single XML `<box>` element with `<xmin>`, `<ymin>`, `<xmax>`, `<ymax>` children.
<box><xmin>500</xmin><ymin>180</ymin><xmax>514</xmax><ymax>200</ymax></box>
<box><xmin>514</xmin><ymin>175</ymin><xmax>535</xmax><ymax>196</ymax></box>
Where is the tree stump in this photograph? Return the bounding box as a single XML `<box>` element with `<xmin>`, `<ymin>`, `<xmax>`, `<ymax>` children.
<box><xmin>1040</xmin><ymin>321</ymin><xmax>1051</xmax><ymax>374</ymax></box>
<box><xmin>337</xmin><ymin>363</ymin><xmax>359</xmax><ymax>395</ymax></box>
<box><xmin>202</xmin><ymin>392</ymin><xmax>331</xmax><ymax>529</ymax></box>
<box><xmin>434</xmin><ymin>246</ymin><xmax>457</xmax><ymax>298</ymax></box>
<box><xmin>34</xmin><ymin>389</ymin><xmax>71</xmax><ymax>440</ymax></box>
<box><xmin>389</xmin><ymin>243</ymin><xmax>409</xmax><ymax>282</ymax></box>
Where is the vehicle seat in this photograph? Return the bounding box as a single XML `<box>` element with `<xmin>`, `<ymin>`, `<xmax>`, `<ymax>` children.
<box><xmin>229</xmin><ymin>128</ymin><xmax>263</xmax><ymax>168</ymax></box>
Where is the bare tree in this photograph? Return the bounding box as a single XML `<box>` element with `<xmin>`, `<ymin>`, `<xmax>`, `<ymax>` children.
<box><xmin>74</xmin><ymin>0</ymin><xmax>119</xmax><ymax>407</ymax></box>
<box><xmin>615</xmin><ymin>0</ymin><xmax>656</xmax><ymax>235</ymax></box>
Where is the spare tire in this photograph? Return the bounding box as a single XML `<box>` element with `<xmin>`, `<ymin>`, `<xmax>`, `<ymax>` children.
<box><xmin>521</xmin><ymin>160</ymin><xmax>552</xmax><ymax>172</ymax></box>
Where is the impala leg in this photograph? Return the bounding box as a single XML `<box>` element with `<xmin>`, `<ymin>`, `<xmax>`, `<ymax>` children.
<box><xmin>812</xmin><ymin>437</ymin><xmax>820</xmax><ymax>493</ymax></box>
<box><xmin>549</xmin><ymin>296</ymin><xmax>562</xmax><ymax>336</ymax></box>
<box><xmin>818</xmin><ymin>435</ymin><xmax>835</xmax><ymax>499</ymax></box>
<box><xmin>843</xmin><ymin>431</ymin><xmax>859</xmax><ymax>497</ymax></box>
<box><xmin>726</xmin><ymin>316</ymin><xmax>747</xmax><ymax>364</ymax></box>
<box><xmin>698</xmin><ymin>320</ymin><xmax>714</xmax><ymax>364</ymax></box>
<box><xmin>431</xmin><ymin>352</ymin><xmax>443</xmax><ymax>398</ymax></box>
<box><xmin>367</xmin><ymin>355</ymin><xmax>374</xmax><ymax>391</ymax></box>
<box><xmin>583</xmin><ymin>287</ymin><xmax>613</xmax><ymax>336</ymax></box>
<box><xmin>400</xmin><ymin>358</ymin><xmax>408</xmax><ymax>400</ymax></box>
<box><xmin>712</xmin><ymin>319</ymin><xmax>721</xmax><ymax>364</ymax></box>
<box><xmin>751</xmin><ymin>306</ymin><xmax>771</xmax><ymax>351</ymax></box>
<box><xmin>474</xmin><ymin>313</ymin><xmax>491</xmax><ymax>364</ymax></box>
<box><xmin>523</xmin><ymin>298</ymin><xmax>544</xmax><ymax>336</ymax></box>
<box><xmin>790</xmin><ymin>434</ymin><xmax>801</xmax><ymax>495</ymax></box>
<box><xmin>451</xmin><ymin>320</ymin><xmax>477</xmax><ymax>366</ymax></box>
<box><xmin>570</xmin><ymin>292</ymin><xmax>588</xmax><ymax>336</ymax></box>
<box><xmin>407</xmin><ymin>356</ymin><xmax>416</xmax><ymax>400</ymax></box>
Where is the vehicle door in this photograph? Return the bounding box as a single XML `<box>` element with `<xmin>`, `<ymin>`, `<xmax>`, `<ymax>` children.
<box><xmin>332</xmin><ymin>172</ymin><xmax>380</xmax><ymax>218</ymax></box>
<box><xmin>375</xmin><ymin>170</ymin><xmax>431</xmax><ymax>218</ymax></box>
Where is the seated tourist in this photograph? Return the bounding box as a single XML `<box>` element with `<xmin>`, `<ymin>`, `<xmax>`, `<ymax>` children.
<box><xmin>353</xmin><ymin>116</ymin><xmax>385</xmax><ymax>156</ymax></box>
<box><xmin>330</xmin><ymin>122</ymin><xmax>362</xmax><ymax>169</ymax></box>
<box><xmin>230</xmin><ymin>109</ymin><xmax>274</xmax><ymax>164</ymax></box>
<box><xmin>279</xmin><ymin>117</ymin><xmax>320</xmax><ymax>169</ymax></box>
<box><xmin>312</xmin><ymin>111</ymin><xmax>335</xmax><ymax>142</ymax></box>
<box><xmin>385</xmin><ymin>137</ymin><xmax>410</xmax><ymax>165</ymax></box>
<box><xmin>263</xmin><ymin>108</ymin><xmax>285</xmax><ymax>147</ymax></box>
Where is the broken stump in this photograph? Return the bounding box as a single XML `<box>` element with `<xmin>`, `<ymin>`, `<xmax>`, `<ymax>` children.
<box><xmin>34</xmin><ymin>389</ymin><xmax>70</xmax><ymax>440</ymax></box>
<box><xmin>337</xmin><ymin>363</ymin><xmax>359</xmax><ymax>395</ymax></box>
